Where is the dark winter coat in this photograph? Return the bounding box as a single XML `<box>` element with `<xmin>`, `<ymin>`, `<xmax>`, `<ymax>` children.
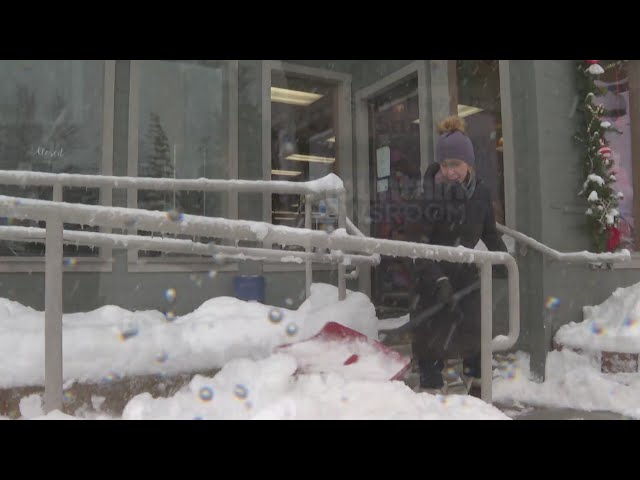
<box><xmin>408</xmin><ymin>163</ymin><xmax>507</xmax><ymax>361</ymax></box>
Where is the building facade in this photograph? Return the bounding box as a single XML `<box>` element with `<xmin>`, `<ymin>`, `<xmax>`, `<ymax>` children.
<box><xmin>1</xmin><ymin>60</ymin><xmax>638</xmax><ymax>378</ymax></box>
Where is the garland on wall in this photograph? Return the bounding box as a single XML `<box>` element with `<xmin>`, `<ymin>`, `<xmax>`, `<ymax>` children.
<box><xmin>575</xmin><ymin>60</ymin><xmax>626</xmax><ymax>252</ymax></box>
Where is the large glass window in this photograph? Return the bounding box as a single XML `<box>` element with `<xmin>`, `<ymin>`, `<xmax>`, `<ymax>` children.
<box><xmin>0</xmin><ymin>60</ymin><xmax>106</xmax><ymax>257</ymax></box>
<box><xmin>270</xmin><ymin>70</ymin><xmax>339</xmax><ymax>234</ymax></box>
<box><xmin>132</xmin><ymin>60</ymin><xmax>229</xmax><ymax>259</ymax></box>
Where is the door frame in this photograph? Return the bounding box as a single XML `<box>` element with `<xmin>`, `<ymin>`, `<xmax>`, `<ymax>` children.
<box><xmin>261</xmin><ymin>61</ymin><xmax>353</xmax><ymax>272</ymax></box>
<box><xmin>354</xmin><ymin>60</ymin><xmax>516</xmax><ymax>297</ymax></box>
<box><xmin>354</xmin><ymin>61</ymin><xmax>430</xmax><ymax>296</ymax></box>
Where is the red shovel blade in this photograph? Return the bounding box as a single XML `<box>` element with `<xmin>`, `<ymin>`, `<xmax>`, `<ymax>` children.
<box><xmin>344</xmin><ymin>354</ymin><xmax>359</xmax><ymax>365</ymax></box>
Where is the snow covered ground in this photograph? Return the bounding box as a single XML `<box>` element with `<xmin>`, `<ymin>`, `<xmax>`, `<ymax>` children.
<box><xmin>4</xmin><ymin>277</ymin><xmax>640</xmax><ymax>420</ymax></box>
<box><xmin>0</xmin><ymin>283</ymin><xmax>378</xmax><ymax>389</ymax></box>
<box><xmin>0</xmin><ymin>283</ymin><xmax>509</xmax><ymax>420</ymax></box>
<box><xmin>493</xmin><ymin>282</ymin><xmax>640</xmax><ymax>419</ymax></box>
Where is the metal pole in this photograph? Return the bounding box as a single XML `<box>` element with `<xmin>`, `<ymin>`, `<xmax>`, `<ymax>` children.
<box><xmin>305</xmin><ymin>195</ymin><xmax>312</xmax><ymax>299</ymax></box>
<box><xmin>44</xmin><ymin>214</ymin><xmax>64</xmax><ymax>413</ymax></box>
<box><xmin>480</xmin><ymin>261</ymin><xmax>493</xmax><ymax>403</ymax></box>
<box><xmin>337</xmin><ymin>191</ymin><xmax>347</xmax><ymax>301</ymax></box>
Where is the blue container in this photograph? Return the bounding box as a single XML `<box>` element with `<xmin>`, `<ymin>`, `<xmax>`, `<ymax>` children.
<box><xmin>233</xmin><ymin>275</ymin><xmax>265</xmax><ymax>302</ymax></box>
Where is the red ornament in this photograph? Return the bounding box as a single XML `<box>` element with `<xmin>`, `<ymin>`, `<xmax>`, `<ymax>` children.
<box><xmin>587</xmin><ymin>60</ymin><xmax>599</xmax><ymax>64</ymax></box>
<box><xmin>607</xmin><ymin>226</ymin><xmax>621</xmax><ymax>252</ymax></box>
<box><xmin>598</xmin><ymin>145</ymin><xmax>612</xmax><ymax>159</ymax></box>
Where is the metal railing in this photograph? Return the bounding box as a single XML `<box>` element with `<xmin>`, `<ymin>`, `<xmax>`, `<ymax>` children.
<box><xmin>0</xmin><ymin>170</ymin><xmax>631</xmax><ymax>413</ymax></box>
<box><xmin>0</xmin><ymin>189</ymin><xmax>519</xmax><ymax>410</ymax></box>
<box><xmin>496</xmin><ymin>223</ymin><xmax>631</xmax><ymax>264</ymax></box>
<box><xmin>0</xmin><ymin>170</ymin><xmax>362</xmax><ymax>300</ymax></box>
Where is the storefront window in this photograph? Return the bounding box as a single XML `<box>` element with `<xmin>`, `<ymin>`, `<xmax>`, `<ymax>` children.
<box><xmin>133</xmin><ymin>60</ymin><xmax>229</xmax><ymax>258</ymax></box>
<box><xmin>0</xmin><ymin>60</ymin><xmax>106</xmax><ymax>257</ymax></box>
<box><xmin>270</xmin><ymin>70</ymin><xmax>339</xmax><ymax>232</ymax></box>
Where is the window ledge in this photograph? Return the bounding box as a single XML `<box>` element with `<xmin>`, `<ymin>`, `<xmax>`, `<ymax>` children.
<box><xmin>127</xmin><ymin>261</ymin><xmax>239</xmax><ymax>273</ymax></box>
<box><xmin>263</xmin><ymin>263</ymin><xmax>339</xmax><ymax>273</ymax></box>
<box><xmin>0</xmin><ymin>257</ymin><xmax>113</xmax><ymax>273</ymax></box>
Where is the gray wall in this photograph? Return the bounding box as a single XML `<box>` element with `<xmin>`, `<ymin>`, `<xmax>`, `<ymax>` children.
<box><xmin>507</xmin><ymin>60</ymin><xmax>640</xmax><ymax>378</ymax></box>
<box><xmin>5</xmin><ymin>59</ymin><xmax>637</xmax><ymax>363</ymax></box>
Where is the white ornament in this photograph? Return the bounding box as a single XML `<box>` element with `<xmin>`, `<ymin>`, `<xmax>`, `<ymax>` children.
<box><xmin>618</xmin><ymin>192</ymin><xmax>625</xmax><ymax>198</ymax></box>
<box><xmin>606</xmin><ymin>214</ymin><xmax>615</xmax><ymax>225</ymax></box>
<box><xmin>588</xmin><ymin>191</ymin><xmax>599</xmax><ymax>202</ymax></box>
<box><xmin>610</xmin><ymin>175</ymin><xmax>617</xmax><ymax>181</ymax></box>
<box><xmin>597</xmin><ymin>205</ymin><xmax>604</xmax><ymax>211</ymax></box>
<box><xmin>586</xmin><ymin>208</ymin><xmax>593</xmax><ymax>215</ymax></box>
<box><xmin>587</xmin><ymin>64</ymin><xmax>605</xmax><ymax>75</ymax></box>
<box><xmin>587</xmin><ymin>174</ymin><xmax>605</xmax><ymax>186</ymax></box>
<box><xmin>610</xmin><ymin>208</ymin><xmax>620</xmax><ymax>217</ymax></box>
<box><xmin>600</xmin><ymin>121</ymin><xmax>612</xmax><ymax>128</ymax></box>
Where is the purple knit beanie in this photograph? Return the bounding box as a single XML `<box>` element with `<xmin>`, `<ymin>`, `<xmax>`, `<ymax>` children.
<box><xmin>435</xmin><ymin>130</ymin><xmax>475</xmax><ymax>167</ymax></box>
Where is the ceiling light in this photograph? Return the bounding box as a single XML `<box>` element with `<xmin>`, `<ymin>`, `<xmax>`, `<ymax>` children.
<box><xmin>285</xmin><ymin>154</ymin><xmax>335</xmax><ymax>164</ymax></box>
<box><xmin>271</xmin><ymin>169</ymin><xmax>302</xmax><ymax>177</ymax></box>
<box><xmin>271</xmin><ymin>87</ymin><xmax>323</xmax><ymax>106</ymax></box>
<box><xmin>411</xmin><ymin>104</ymin><xmax>483</xmax><ymax>124</ymax></box>
<box><xmin>272</xmin><ymin>211</ymin><xmax>299</xmax><ymax>215</ymax></box>
<box><xmin>457</xmin><ymin>104</ymin><xmax>484</xmax><ymax>118</ymax></box>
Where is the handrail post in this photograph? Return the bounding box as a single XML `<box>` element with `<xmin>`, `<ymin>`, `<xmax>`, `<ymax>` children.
<box><xmin>480</xmin><ymin>261</ymin><xmax>493</xmax><ymax>403</ymax></box>
<box><xmin>44</xmin><ymin>214</ymin><xmax>64</xmax><ymax>413</ymax></box>
<box><xmin>337</xmin><ymin>191</ymin><xmax>347</xmax><ymax>301</ymax></box>
<box><xmin>305</xmin><ymin>195</ymin><xmax>312</xmax><ymax>299</ymax></box>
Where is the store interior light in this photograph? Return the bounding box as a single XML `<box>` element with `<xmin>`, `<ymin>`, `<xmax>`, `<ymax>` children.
<box><xmin>271</xmin><ymin>87</ymin><xmax>323</xmax><ymax>106</ymax></box>
<box><xmin>285</xmin><ymin>154</ymin><xmax>335</xmax><ymax>164</ymax></box>
<box><xmin>271</xmin><ymin>169</ymin><xmax>302</xmax><ymax>177</ymax></box>
<box><xmin>272</xmin><ymin>211</ymin><xmax>299</xmax><ymax>216</ymax></box>
<box><xmin>412</xmin><ymin>104</ymin><xmax>484</xmax><ymax>124</ymax></box>
<box><xmin>457</xmin><ymin>104</ymin><xmax>484</xmax><ymax>118</ymax></box>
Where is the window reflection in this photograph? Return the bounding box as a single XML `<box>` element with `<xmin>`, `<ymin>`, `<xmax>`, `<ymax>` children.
<box><xmin>135</xmin><ymin>61</ymin><xmax>228</xmax><ymax>258</ymax></box>
<box><xmin>0</xmin><ymin>60</ymin><xmax>104</xmax><ymax>257</ymax></box>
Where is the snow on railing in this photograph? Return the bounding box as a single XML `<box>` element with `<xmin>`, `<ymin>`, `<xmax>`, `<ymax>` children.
<box><xmin>0</xmin><ymin>170</ymin><xmax>346</xmax><ymax>196</ymax></box>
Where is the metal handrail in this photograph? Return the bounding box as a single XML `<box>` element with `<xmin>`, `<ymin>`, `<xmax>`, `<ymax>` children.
<box><xmin>0</xmin><ymin>169</ymin><xmax>370</xmax><ymax>301</ymax></box>
<box><xmin>496</xmin><ymin>223</ymin><xmax>631</xmax><ymax>264</ymax></box>
<box><xmin>1</xmin><ymin>174</ymin><xmax>631</xmax><ymax>412</ymax></box>
<box><xmin>0</xmin><ymin>193</ymin><xmax>519</xmax><ymax>410</ymax></box>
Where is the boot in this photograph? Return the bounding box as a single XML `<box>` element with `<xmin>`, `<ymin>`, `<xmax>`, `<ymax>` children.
<box><xmin>418</xmin><ymin>359</ymin><xmax>444</xmax><ymax>389</ymax></box>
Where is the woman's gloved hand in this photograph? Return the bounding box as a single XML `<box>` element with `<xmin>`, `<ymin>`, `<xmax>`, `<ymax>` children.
<box><xmin>435</xmin><ymin>277</ymin><xmax>454</xmax><ymax>308</ymax></box>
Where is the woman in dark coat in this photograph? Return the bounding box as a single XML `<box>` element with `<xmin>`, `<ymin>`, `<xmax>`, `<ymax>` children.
<box><xmin>410</xmin><ymin>116</ymin><xmax>507</xmax><ymax>391</ymax></box>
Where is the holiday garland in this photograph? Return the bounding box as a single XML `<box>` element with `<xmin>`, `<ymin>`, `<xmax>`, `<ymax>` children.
<box><xmin>575</xmin><ymin>60</ymin><xmax>626</xmax><ymax>252</ymax></box>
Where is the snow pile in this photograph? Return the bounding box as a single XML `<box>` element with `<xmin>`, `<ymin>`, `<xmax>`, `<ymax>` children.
<box><xmin>555</xmin><ymin>281</ymin><xmax>640</xmax><ymax>353</ymax></box>
<box><xmin>0</xmin><ymin>283</ymin><xmax>378</xmax><ymax>388</ymax></box>
<box><xmin>493</xmin><ymin>350</ymin><xmax>640</xmax><ymax>419</ymax></box>
<box><xmin>118</xmin><ymin>354</ymin><xmax>510</xmax><ymax>420</ymax></box>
